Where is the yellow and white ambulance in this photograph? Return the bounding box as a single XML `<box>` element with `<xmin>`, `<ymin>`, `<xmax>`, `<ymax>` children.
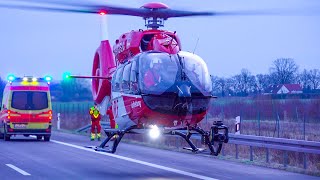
<box><xmin>0</xmin><ymin>75</ymin><xmax>52</xmax><ymax>141</ymax></box>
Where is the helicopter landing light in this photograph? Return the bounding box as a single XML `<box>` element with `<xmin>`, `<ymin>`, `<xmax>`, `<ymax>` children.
<box><xmin>149</xmin><ymin>125</ymin><xmax>160</xmax><ymax>139</ymax></box>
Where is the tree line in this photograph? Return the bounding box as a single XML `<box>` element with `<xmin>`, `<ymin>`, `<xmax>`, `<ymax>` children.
<box><xmin>211</xmin><ymin>58</ymin><xmax>320</xmax><ymax>97</ymax></box>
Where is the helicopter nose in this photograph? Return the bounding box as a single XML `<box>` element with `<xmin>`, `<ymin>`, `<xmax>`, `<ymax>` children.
<box><xmin>177</xmin><ymin>84</ymin><xmax>191</xmax><ymax>97</ymax></box>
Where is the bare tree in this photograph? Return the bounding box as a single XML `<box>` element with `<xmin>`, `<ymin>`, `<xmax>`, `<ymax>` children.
<box><xmin>269</xmin><ymin>58</ymin><xmax>299</xmax><ymax>84</ymax></box>
<box><xmin>309</xmin><ymin>69</ymin><xmax>320</xmax><ymax>90</ymax></box>
<box><xmin>211</xmin><ymin>76</ymin><xmax>227</xmax><ymax>96</ymax></box>
<box><xmin>232</xmin><ymin>69</ymin><xmax>256</xmax><ymax>96</ymax></box>
<box><xmin>256</xmin><ymin>74</ymin><xmax>273</xmax><ymax>93</ymax></box>
<box><xmin>298</xmin><ymin>69</ymin><xmax>311</xmax><ymax>90</ymax></box>
<box><xmin>0</xmin><ymin>77</ymin><xmax>6</xmax><ymax>102</ymax></box>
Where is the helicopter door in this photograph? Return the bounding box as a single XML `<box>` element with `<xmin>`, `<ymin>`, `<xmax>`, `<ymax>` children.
<box><xmin>111</xmin><ymin>65</ymin><xmax>124</xmax><ymax>119</ymax></box>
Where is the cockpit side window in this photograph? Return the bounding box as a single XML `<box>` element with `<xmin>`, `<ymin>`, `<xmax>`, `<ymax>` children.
<box><xmin>113</xmin><ymin>65</ymin><xmax>124</xmax><ymax>92</ymax></box>
<box><xmin>179</xmin><ymin>51</ymin><xmax>213</xmax><ymax>95</ymax></box>
<box><xmin>130</xmin><ymin>60</ymin><xmax>139</xmax><ymax>94</ymax></box>
<box><xmin>122</xmin><ymin>63</ymin><xmax>132</xmax><ymax>93</ymax></box>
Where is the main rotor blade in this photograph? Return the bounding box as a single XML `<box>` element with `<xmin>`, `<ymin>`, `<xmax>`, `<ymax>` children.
<box><xmin>0</xmin><ymin>0</ymin><xmax>319</xmax><ymax>18</ymax></box>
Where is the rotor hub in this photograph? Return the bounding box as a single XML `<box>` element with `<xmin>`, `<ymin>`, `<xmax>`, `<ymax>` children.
<box><xmin>141</xmin><ymin>2</ymin><xmax>170</xmax><ymax>29</ymax></box>
<box><xmin>141</xmin><ymin>2</ymin><xmax>169</xmax><ymax>10</ymax></box>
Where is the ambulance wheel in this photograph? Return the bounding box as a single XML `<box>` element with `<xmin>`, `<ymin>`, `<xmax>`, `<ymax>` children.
<box><xmin>44</xmin><ymin>135</ymin><xmax>50</xmax><ymax>141</ymax></box>
<box><xmin>37</xmin><ymin>136</ymin><xmax>42</xmax><ymax>140</ymax></box>
<box><xmin>4</xmin><ymin>127</ymin><xmax>10</xmax><ymax>141</ymax></box>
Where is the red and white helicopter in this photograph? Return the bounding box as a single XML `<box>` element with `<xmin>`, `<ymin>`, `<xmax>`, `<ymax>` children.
<box><xmin>0</xmin><ymin>0</ymin><xmax>248</xmax><ymax>155</ymax></box>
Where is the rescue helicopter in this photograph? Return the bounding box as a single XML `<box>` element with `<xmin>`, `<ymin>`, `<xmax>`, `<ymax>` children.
<box><xmin>1</xmin><ymin>0</ymin><xmax>284</xmax><ymax>155</ymax></box>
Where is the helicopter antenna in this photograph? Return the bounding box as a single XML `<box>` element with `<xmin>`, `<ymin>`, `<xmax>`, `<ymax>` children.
<box><xmin>192</xmin><ymin>37</ymin><xmax>199</xmax><ymax>54</ymax></box>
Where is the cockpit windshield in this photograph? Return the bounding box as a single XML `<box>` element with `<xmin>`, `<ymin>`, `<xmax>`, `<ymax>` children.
<box><xmin>139</xmin><ymin>52</ymin><xmax>179</xmax><ymax>95</ymax></box>
<box><xmin>178</xmin><ymin>51</ymin><xmax>212</xmax><ymax>95</ymax></box>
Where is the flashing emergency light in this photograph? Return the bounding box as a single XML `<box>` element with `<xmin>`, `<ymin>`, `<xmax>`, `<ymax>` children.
<box><xmin>63</xmin><ymin>72</ymin><xmax>71</xmax><ymax>80</ymax></box>
<box><xmin>44</xmin><ymin>76</ymin><xmax>52</xmax><ymax>82</ymax></box>
<box><xmin>99</xmin><ymin>11</ymin><xmax>106</xmax><ymax>15</ymax></box>
<box><xmin>7</xmin><ymin>74</ymin><xmax>15</xmax><ymax>82</ymax></box>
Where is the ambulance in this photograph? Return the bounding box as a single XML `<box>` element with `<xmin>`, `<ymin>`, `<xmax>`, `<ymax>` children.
<box><xmin>0</xmin><ymin>75</ymin><xmax>52</xmax><ymax>141</ymax></box>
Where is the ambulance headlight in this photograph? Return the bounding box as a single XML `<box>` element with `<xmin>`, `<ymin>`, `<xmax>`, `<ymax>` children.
<box><xmin>32</xmin><ymin>77</ymin><xmax>37</xmax><ymax>82</ymax></box>
<box><xmin>23</xmin><ymin>77</ymin><xmax>28</xmax><ymax>81</ymax></box>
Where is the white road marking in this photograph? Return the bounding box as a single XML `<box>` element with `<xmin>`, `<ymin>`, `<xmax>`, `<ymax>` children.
<box><xmin>51</xmin><ymin>140</ymin><xmax>218</xmax><ymax>180</ymax></box>
<box><xmin>6</xmin><ymin>164</ymin><xmax>31</xmax><ymax>176</ymax></box>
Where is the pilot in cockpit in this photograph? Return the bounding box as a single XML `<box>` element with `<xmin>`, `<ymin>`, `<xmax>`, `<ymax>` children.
<box><xmin>143</xmin><ymin>58</ymin><xmax>162</xmax><ymax>89</ymax></box>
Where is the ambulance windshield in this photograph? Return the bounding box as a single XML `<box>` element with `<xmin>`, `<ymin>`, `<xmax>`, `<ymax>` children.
<box><xmin>11</xmin><ymin>91</ymin><xmax>48</xmax><ymax>110</ymax></box>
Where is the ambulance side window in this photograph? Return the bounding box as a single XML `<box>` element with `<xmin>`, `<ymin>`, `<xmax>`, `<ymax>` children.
<box><xmin>1</xmin><ymin>90</ymin><xmax>8</xmax><ymax>110</ymax></box>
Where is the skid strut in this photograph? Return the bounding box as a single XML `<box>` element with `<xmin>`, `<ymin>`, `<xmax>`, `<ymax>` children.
<box><xmin>94</xmin><ymin>125</ymin><xmax>137</xmax><ymax>153</ymax></box>
<box><xmin>169</xmin><ymin>121</ymin><xmax>228</xmax><ymax>156</ymax></box>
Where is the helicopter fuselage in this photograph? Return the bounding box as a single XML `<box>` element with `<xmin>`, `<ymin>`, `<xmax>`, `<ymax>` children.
<box><xmin>109</xmin><ymin>51</ymin><xmax>213</xmax><ymax>129</ymax></box>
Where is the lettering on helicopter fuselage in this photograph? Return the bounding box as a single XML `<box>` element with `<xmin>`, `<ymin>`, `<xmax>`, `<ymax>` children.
<box><xmin>131</xmin><ymin>101</ymin><xmax>141</xmax><ymax>109</ymax></box>
<box><xmin>113</xmin><ymin>41</ymin><xmax>126</xmax><ymax>54</ymax></box>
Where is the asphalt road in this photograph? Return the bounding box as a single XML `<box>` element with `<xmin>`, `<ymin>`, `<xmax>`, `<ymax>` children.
<box><xmin>0</xmin><ymin>131</ymin><xmax>318</xmax><ymax>180</ymax></box>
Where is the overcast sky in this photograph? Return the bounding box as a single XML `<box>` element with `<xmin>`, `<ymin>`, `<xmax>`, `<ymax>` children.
<box><xmin>0</xmin><ymin>0</ymin><xmax>319</xmax><ymax>80</ymax></box>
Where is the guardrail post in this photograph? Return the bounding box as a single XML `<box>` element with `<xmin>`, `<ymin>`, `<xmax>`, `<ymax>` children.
<box><xmin>250</xmin><ymin>146</ymin><xmax>253</xmax><ymax>161</ymax></box>
<box><xmin>222</xmin><ymin>146</ymin><xmax>225</xmax><ymax>156</ymax></box>
<box><xmin>303</xmin><ymin>114</ymin><xmax>306</xmax><ymax>141</ymax></box>
<box><xmin>235</xmin><ymin>144</ymin><xmax>239</xmax><ymax>159</ymax></box>
<box><xmin>258</xmin><ymin>111</ymin><xmax>260</xmax><ymax>136</ymax></box>
<box><xmin>283</xmin><ymin>151</ymin><xmax>288</xmax><ymax>168</ymax></box>
<box><xmin>266</xmin><ymin>148</ymin><xmax>269</xmax><ymax>163</ymax></box>
<box><xmin>303</xmin><ymin>153</ymin><xmax>307</xmax><ymax>169</ymax></box>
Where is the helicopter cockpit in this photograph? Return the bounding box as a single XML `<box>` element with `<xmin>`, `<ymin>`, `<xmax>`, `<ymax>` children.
<box><xmin>138</xmin><ymin>51</ymin><xmax>213</xmax><ymax>114</ymax></box>
<box><xmin>112</xmin><ymin>51</ymin><xmax>213</xmax><ymax>114</ymax></box>
<box><xmin>138</xmin><ymin>51</ymin><xmax>212</xmax><ymax>96</ymax></box>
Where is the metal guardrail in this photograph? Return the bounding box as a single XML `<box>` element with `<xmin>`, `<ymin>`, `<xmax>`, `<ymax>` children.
<box><xmin>75</xmin><ymin>122</ymin><xmax>110</xmax><ymax>133</ymax></box>
<box><xmin>228</xmin><ymin>134</ymin><xmax>320</xmax><ymax>155</ymax></box>
<box><xmin>193</xmin><ymin>133</ymin><xmax>320</xmax><ymax>169</ymax></box>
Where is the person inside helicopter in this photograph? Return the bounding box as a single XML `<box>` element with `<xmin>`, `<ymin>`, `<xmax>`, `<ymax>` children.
<box><xmin>140</xmin><ymin>34</ymin><xmax>154</xmax><ymax>51</ymax></box>
<box><xmin>140</xmin><ymin>52</ymin><xmax>179</xmax><ymax>95</ymax></box>
<box><xmin>143</xmin><ymin>58</ymin><xmax>162</xmax><ymax>89</ymax></box>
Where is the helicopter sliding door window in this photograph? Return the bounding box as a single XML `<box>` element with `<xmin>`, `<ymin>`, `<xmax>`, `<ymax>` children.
<box><xmin>130</xmin><ymin>60</ymin><xmax>139</xmax><ymax>95</ymax></box>
<box><xmin>113</xmin><ymin>65</ymin><xmax>125</xmax><ymax>92</ymax></box>
<box><xmin>122</xmin><ymin>62</ymin><xmax>132</xmax><ymax>93</ymax></box>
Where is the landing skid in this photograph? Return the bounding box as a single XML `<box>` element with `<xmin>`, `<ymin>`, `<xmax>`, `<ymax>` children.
<box><xmin>87</xmin><ymin>121</ymin><xmax>228</xmax><ymax>156</ymax></box>
<box><xmin>167</xmin><ymin>121</ymin><xmax>228</xmax><ymax>156</ymax></box>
